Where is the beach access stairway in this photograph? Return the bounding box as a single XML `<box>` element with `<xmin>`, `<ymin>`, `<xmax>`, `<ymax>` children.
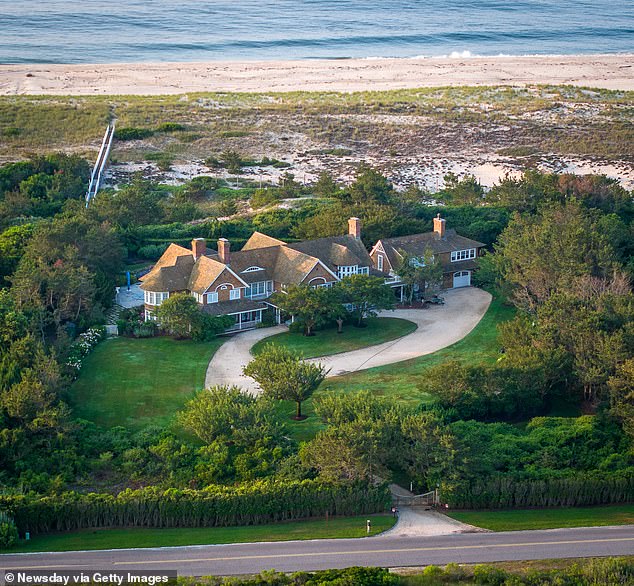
<box><xmin>85</xmin><ymin>123</ymin><xmax>115</xmax><ymax>206</ymax></box>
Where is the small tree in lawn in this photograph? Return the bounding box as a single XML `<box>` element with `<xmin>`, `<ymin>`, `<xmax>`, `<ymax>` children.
<box><xmin>156</xmin><ymin>292</ymin><xmax>201</xmax><ymax>338</ymax></box>
<box><xmin>337</xmin><ymin>274</ymin><xmax>395</xmax><ymax>327</ymax></box>
<box><xmin>243</xmin><ymin>344</ymin><xmax>328</xmax><ymax>420</ymax></box>
<box><xmin>270</xmin><ymin>284</ymin><xmax>340</xmax><ymax>336</ymax></box>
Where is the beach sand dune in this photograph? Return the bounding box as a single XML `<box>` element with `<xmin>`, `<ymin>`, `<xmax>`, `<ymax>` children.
<box><xmin>2</xmin><ymin>54</ymin><xmax>633</xmax><ymax>95</ymax></box>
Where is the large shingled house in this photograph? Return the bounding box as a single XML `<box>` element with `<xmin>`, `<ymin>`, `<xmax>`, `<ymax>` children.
<box><xmin>140</xmin><ymin>218</ymin><xmax>374</xmax><ymax>331</ymax></box>
<box><xmin>369</xmin><ymin>214</ymin><xmax>485</xmax><ymax>301</ymax></box>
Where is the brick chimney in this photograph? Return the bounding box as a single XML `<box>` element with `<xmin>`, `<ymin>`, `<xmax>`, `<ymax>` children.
<box><xmin>218</xmin><ymin>238</ymin><xmax>230</xmax><ymax>264</ymax></box>
<box><xmin>433</xmin><ymin>213</ymin><xmax>446</xmax><ymax>239</ymax></box>
<box><xmin>192</xmin><ymin>238</ymin><xmax>206</xmax><ymax>260</ymax></box>
<box><xmin>348</xmin><ymin>217</ymin><xmax>361</xmax><ymax>240</ymax></box>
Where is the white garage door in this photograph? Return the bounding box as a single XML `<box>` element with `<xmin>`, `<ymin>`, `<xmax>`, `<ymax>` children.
<box><xmin>453</xmin><ymin>270</ymin><xmax>471</xmax><ymax>288</ymax></box>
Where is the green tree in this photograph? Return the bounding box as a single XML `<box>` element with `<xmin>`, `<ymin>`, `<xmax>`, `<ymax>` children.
<box><xmin>397</xmin><ymin>247</ymin><xmax>443</xmax><ymax>304</ymax></box>
<box><xmin>0</xmin><ymin>224</ymin><xmax>34</xmax><ymax>285</ymax></box>
<box><xmin>337</xmin><ymin>275</ymin><xmax>395</xmax><ymax>326</ymax></box>
<box><xmin>492</xmin><ymin>201</ymin><xmax>616</xmax><ymax>311</ymax></box>
<box><xmin>348</xmin><ymin>165</ymin><xmax>393</xmax><ymax>205</ymax></box>
<box><xmin>439</xmin><ymin>172</ymin><xmax>484</xmax><ymax>206</ymax></box>
<box><xmin>155</xmin><ymin>292</ymin><xmax>201</xmax><ymax>338</ymax></box>
<box><xmin>178</xmin><ymin>385</ymin><xmax>282</xmax><ymax>447</ymax></box>
<box><xmin>608</xmin><ymin>358</ymin><xmax>634</xmax><ymax>440</ymax></box>
<box><xmin>313</xmin><ymin>171</ymin><xmax>340</xmax><ymax>198</ymax></box>
<box><xmin>222</xmin><ymin>150</ymin><xmax>243</xmax><ymax>174</ymax></box>
<box><xmin>243</xmin><ymin>344</ymin><xmax>327</xmax><ymax>419</ymax></box>
<box><xmin>270</xmin><ymin>285</ymin><xmax>340</xmax><ymax>336</ymax></box>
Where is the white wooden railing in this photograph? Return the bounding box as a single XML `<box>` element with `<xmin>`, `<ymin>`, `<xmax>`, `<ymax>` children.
<box><xmin>86</xmin><ymin>123</ymin><xmax>115</xmax><ymax>206</ymax></box>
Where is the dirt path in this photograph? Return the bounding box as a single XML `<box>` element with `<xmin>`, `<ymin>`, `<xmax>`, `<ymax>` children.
<box><xmin>205</xmin><ymin>287</ymin><xmax>491</xmax><ymax>394</ymax></box>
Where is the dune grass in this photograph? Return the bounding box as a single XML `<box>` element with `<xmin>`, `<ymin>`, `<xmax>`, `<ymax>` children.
<box><xmin>69</xmin><ymin>336</ymin><xmax>222</xmax><ymax>430</ymax></box>
<box><xmin>251</xmin><ymin>317</ymin><xmax>417</xmax><ymax>359</ymax></box>
<box><xmin>6</xmin><ymin>515</ymin><xmax>396</xmax><ymax>553</ymax></box>
<box><xmin>446</xmin><ymin>505</ymin><xmax>634</xmax><ymax>532</ymax></box>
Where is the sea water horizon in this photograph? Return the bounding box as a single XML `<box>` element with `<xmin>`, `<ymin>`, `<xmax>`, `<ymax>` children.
<box><xmin>1</xmin><ymin>0</ymin><xmax>633</xmax><ymax>65</ymax></box>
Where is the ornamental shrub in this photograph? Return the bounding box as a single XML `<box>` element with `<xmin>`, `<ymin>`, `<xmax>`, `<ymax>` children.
<box><xmin>0</xmin><ymin>512</ymin><xmax>19</xmax><ymax>549</ymax></box>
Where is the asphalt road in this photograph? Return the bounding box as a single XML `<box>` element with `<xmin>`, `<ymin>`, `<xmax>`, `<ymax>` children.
<box><xmin>1</xmin><ymin>526</ymin><xmax>633</xmax><ymax>577</ymax></box>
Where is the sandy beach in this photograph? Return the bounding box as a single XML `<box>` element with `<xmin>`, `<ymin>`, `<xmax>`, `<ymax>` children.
<box><xmin>1</xmin><ymin>54</ymin><xmax>633</xmax><ymax>95</ymax></box>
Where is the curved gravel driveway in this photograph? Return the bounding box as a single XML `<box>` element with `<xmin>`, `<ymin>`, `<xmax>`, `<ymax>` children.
<box><xmin>205</xmin><ymin>287</ymin><xmax>492</xmax><ymax>394</ymax></box>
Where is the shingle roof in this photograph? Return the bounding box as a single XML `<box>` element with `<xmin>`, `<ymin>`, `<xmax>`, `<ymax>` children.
<box><xmin>188</xmin><ymin>256</ymin><xmax>228</xmax><ymax>294</ymax></box>
<box><xmin>242</xmin><ymin>232</ymin><xmax>286</xmax><ymax>251</ymax></box>
<box><xmin>287</xmin><ymin>235</ymin><xmax>372</xmax><ymax>272</ymax></box>
<box><xmin>142</xmin><ymin>223</ymin><xmax>376</xmax><ymax>295</ymax></box>
<box><xmin>378</xmin><ymin>229</ymin><xmax>485</xmax><ymax>269</ymax></box>
<box><xmin>274</xmin><ymin>247</ymin><xmax>321</xmax><ymax>284</ymax></box>
<box><xmin>139</xmin><ymin>244</ymin><xmax>195</xmax><ymax>292</ymax></box>
<box><xmin>215</xmin><ymin>246</ymin><xmax>281</xmax><ymax>284</ymax></box>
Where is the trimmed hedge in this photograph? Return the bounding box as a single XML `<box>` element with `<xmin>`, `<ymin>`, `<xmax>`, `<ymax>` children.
<box><xmin>0</xmin><ymin>480</ymin><xmax>390</xmax><ymax>535</ymax></box>
<box><xmin>445</xmin><ymin>470</ymin><xmax>634</xmax><ymax>509</ymax></box>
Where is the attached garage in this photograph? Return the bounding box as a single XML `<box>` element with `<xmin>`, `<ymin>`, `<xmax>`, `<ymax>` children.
<box><xmin>453</xmin><ymin>270</ymin><xmax>471</xmax><ymax>288</ymax></box>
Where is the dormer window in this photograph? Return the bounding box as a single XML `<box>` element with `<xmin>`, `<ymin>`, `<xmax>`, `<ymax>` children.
<box><xmin>242</xmin><ymin>266</ymin><xmax>264</xmax><ymax>273</ymax></box>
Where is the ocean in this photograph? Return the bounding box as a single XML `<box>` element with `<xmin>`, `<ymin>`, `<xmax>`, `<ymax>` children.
<box><xmin>1</xmin><ymin>0</ymin><xmax>632</xmax><ymax>64</ymax></box>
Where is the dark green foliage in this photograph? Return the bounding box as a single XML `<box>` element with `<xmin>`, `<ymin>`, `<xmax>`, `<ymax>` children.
<box><xmin>0</xmin><ymin>154</ymin><xmax>90</xmax><ymax>223</ymax></box>
<box><xmin>447</xmin><ymin>414</ymin><xmax>634</xmax><ymax>508</ymax></box>
<box><xmin>0</xmin><ymin>224</ymin><xmax>34</xmax><ymax>283</ymax></box>
<box><xmin>422</xmin><ymin>361</ymin><xmax>546</xmax><ymax>421</ymax></box>
<box><xmin>447</xmin><ymin>469</ymin><xmax>634</xmax><ymax>509</ymax></box>
<box><xmin>114</xmin><ymin>127</ymin><xmax>154</xmax><ymax>141</ymax></box>
<box><xmin>156</xmin><ymin>122</ymin><xmax>186</xmax><ymax>132</ymax></box>
<box><xmin>1</xmin><ymin>480</ymin><xmax>390</xmax><ymax>534</ymax></box>
<box><xmin>0</xmin><ymin>513</ymin><xmax>19</xmax><ymax>549</ymax></box>
<box><xmin>137</xmin><ymin>243</ymin><xmax>169</xmax><ymax>260</ymax></box>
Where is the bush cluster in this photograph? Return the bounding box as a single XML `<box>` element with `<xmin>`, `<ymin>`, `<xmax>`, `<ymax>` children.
<box><xmin>65</xmin><ymin>326</ymin><xmax>107</xmax><ymax>372</ymax></box>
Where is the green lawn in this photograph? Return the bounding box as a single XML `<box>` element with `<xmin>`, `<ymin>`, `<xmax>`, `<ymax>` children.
<box><xmin>251</xmin><ymin>317</ymin><xmax>417</xmax><ymax>359</ymax></box>
<box><xmin>279</xmin><ymin>296</ymin><xmax>514</xmax><ymax>441</ymax></box>
<box><xmin>6</xmin><ymin>515</ymin><xmax>396</xmax><ymax>553</ymax></box>
<box><xmin>69</xmin><ymin>337</ymin><xmax>223</xmax><ymax>430</ymax></box>
<box><xmin>446</xmin><ymin>504</ymin><xmax>634</xmax><ymax>531</ymax></box>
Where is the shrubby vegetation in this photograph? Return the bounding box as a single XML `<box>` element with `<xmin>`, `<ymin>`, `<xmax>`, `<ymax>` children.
<box><xmin>178</xmin><ymin>558</ymin><xmax>634</xmax><ymax>585</ymax></box>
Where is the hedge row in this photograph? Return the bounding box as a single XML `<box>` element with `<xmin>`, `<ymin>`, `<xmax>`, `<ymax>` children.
<box><xmin>445</xmin><ymin>470</ymin><xmax>634</xmax><ymax>509</ymax></box>
<box><xmin>0</xmin><ymin>480</ymin><xmax>390</xmax><ymax>535</ymax></box>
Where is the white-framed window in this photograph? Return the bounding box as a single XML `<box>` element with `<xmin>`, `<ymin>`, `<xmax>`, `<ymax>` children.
<box><xmin>337</xmin><ymin>265</ymin><xmax>358</xmax><ymax>278</ymax></box>
<box><xmin>359</xmin><ymin>266</ymin><xmax>369</xmax><ymax>275</ymax></box>
<box><xmin>207</xmin><ymin>292</ymin><xmax>218</xmax><ymax>304</ymax></box>
<box><xmin>451</xmin><ymin>248</ymin><xmax>476</xmax><ymax>262</ymax></box>
<box><xmin>144</xmin><ymin>291</ymin><xmax>169</xmax><ymax>306</ymax></box>
<box><xmin>192</xmin><ymin>292</ymin><xmax>204</xmax><ymax>303</ymax></box>
<box><xmin>245</xmin><ymin>281</ymin><xmax>272</xmax><ymax>298</ymax></box>
<box><xmin>377</xmin><ymin>255</ymin><xmax>384</xmax><ymax>271</ymax></box>
<box><xmin>230</xmin><ymin>288</ymin><xmax>240</xmax><ymax>300</ymax></box>
<box><xmin>242</xmin><ymin>266</ymin><xmax>264</xmax><ymax>273</ymax></box>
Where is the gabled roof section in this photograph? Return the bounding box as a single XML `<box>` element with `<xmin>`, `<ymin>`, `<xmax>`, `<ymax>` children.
<box><xmin>218</xmin><ymin>246</ymin><xmax>281</xmax><ymax>284</ymax></box>
<box><xmin>139</xmin><ymin>243</ymin><xmax>194</xmax><ymax>292</ymax></box>
<box><xmin>242</xmin><ymin>232</ymin><xmax>287</xmax><ymax>251</ymax></box>
<box><xmin>188</xmin><ymin>256</ymin><xmax>231</xmax><ymax>294</ymax></box>
<box><xmin>273</xmin><ymin>247</ymin><xmax>323</xmax><ymax>284</ymax></box>
<box><xmin>381</xmin><ymin>229</ymin><xmax>485</xmax><ymax>262</ymax></box>
<box><xmin>287</xmin><ymin>235</ymin><xmax>372</xmax><ymax>272</ymax></box>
